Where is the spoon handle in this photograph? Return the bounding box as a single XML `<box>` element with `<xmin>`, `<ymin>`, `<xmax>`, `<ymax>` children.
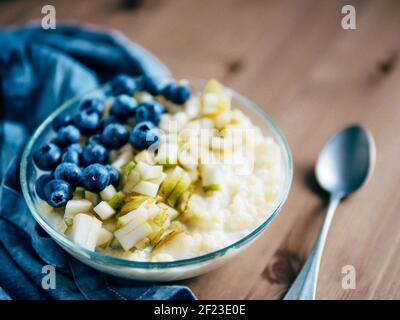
<box><xmin>283</xmin><ymin>194</ymin><xmax>341</xmax><ymax>300</ymax></box>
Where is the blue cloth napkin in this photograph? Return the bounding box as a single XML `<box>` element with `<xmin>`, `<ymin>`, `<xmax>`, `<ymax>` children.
<box><xmin>0</xmin><ymin>25</ymin><xmax>195</xmax><ymax>300</ymax></box>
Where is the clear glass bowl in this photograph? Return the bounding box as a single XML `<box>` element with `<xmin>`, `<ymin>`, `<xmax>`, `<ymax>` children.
<box><xmin>20</xmin><ymin>78</ymin><xmax>293</xmax><ymax>281</ymax></box>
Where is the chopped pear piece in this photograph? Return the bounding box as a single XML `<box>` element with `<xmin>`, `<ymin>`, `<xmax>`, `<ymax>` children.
<box><xmin>132</xmin><ymin>181</ymin><xmax>159</xmax><ymax>197</ymax></box>
<box><xmin>114</xmin><ymin>222</ymin><xmax>152</xmax><ymax>251</ymax></box>
<box><xmin>200</xmin><ymin>164</ymin><xmax>223</xmax><ymax>192</ymax></box>
<box><xmin>159</xmin><ymin>166</ymin><xmax>184</xmax><ymax>198</ymax></box>
<box><xmin>85</xmin><ymin>190</ymin><xmax>99</xmax><ymax>205</ymax></box>
<box><xmin>70</xmin><ymin>214</ymin><xmax>102</xmax><ymax>251</ymax></box>
<box><xmin>96</xmin><ymin>228</ymin><xmax>113</xmax><ymax>248</ymax></box>
<box><xmin>158</xmin><ymin>203</ymin><xmax>179</xmax><ymax>220</ymax></box>
<box><xmin>45</xmin><ymin>211</ymin><xmax>68</xmax><ymax>234</ymax></box>
<box><xmin>135</xmin><ymin>237</ymin><xmax>150</xmax><ymax>250</ymax></box>
<box><xmin>153</xmin><ymin>210</ymin><xmax>169</xmax><ymax>227</ymax></box>
<box><xmin>203</xmin><ymin>184</ymin><xmax>221</xmax><ymax>192</ymax></box>
<box><xmin>121</xmin><ymin>161</ymin><xmax>136</xmax><ymax>180</ymax></box>
<box><xmin>152</xmin><ymin>232</ymin><xmax>193</xmax><ymax>259</ymax></box>
<box><xmin>155</xmin><ymin>143</ymin><xmax>179</xmax><ymax>166</ymax></box>
<box><xmin>119</xmin><ymin>195</ymin><xmax>151</xmax><ymax>215</ymax></box>
<box><xmin>167</xmin><ymin>171</ymin><xmax>191</xmax><ymax>207</ymax></box>
<box><xmin>134</xmin><ymin>150</ymin><xmax>155</xmax><ymax>165</ymax></box>
<box><xmin>148</xmin><ymin>172</ymin><xmax>167</xmax><ymax>188</ymax></box>
<box><xmin>135</xmin><ymin>162</ymin><xmax>163</xmax><ymax>180</ymax></box>
<box><xmin>117</xmin><ymin>206</ymin><xmax>148</xmax><ymax>227</ymax></box>
<box><xmin>100</xmin><ymin>185</ymin><xmax>117</xmax><ymax>201</ymax></box>
<box><xmin>122</xmin><ymin>170</ymin><xmax>141</xmax><ymax>194</ymax></box>
<box><xmin>204</xmin><ymin>78</ymin><xmax>224</xmax><ymax>94</ymax></box>
<box><xmin>64</xmin><ymin>199</ymin><xmax>93</xmax><ymax>225</ymax></box>
<box><xmin>93</xmin><ymin>201</ymin><xmax>116</xmax><ymax>220</ymax></box>
<box><xmin>108</xmin><ymin>192</ymin><xmax>125</xmax><ymax>211</ymax></box>
<box><xmin>111</xmin><ymin>150</ymin><xmax>133</xmax><ymax>171</ymax></box>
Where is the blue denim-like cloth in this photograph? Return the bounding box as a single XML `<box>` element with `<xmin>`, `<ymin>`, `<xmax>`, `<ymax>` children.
<box><xmin>0</xmin><ymin>25</ymin><xmax>195</xmax><ymax>300</ymax></box>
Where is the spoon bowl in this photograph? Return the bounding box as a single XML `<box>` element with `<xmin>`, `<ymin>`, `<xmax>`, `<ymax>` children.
<box><xmin>316</xmin><ymin>125</ymin><xmax>376</xmax><ymax>196</ymax></box>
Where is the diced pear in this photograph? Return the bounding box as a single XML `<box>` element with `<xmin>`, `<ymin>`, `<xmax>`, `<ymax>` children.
<box><xmin>114</xmin><ymin>222</ymin><xmax>152</xmax><ymax>251</ymax></box>
<box><xmin>200</xmin><ymin>164</ymin><xmax>223</xmax><ymax>191</ymax></box>
<box><xmin>108</xmin><ymin>192</ymin><xmax>125</xmax><ymax>211</ymax></box>
<box><xmin>154</xmin><ymin>143</ymin><xmax>179</xmax><ymax>166</ymax></box>
<box><xmin>121</xmin><ymin>161</ymin><xmax>136</xmax><ymax>179</ymax></box>
<box><xmin>159</xmin><ymin>166</ymin><xmax>184</xmax><ymax>198</ymax></box>
<box><xmin>135</xmin><ymin>162</ymin><xmax>163</xmax><ymax>180</ymax></box>
<box><xmin>85</xmin><ymin>190</ymin><xmax>99</xmax><ymax>205</ymax></box>
<box><xmin>178</xmin><ymin>149</ymin><xmax>198</xmax><ymax>171</ymax></box>
<box><xmin>119</xmin><ymin>195</ymin><xmax>151</xmax><ymax>215</ymax></box>
<box><xmin>167</xmin><ymin>172</ymin><xmax>191</xmax><ymax>207</ymax></box>
<box><xmin>204</xmin><ymin>79</ymin><xmax>224</xmax><ymax>94</ymax></box>
<box><xmin>94</xmin><ymin>201</ymin><xmax>116</xmax><ymax>220</ymax></box>
<box><xmin>117</xmin><ymin>206</ymin><xmax>148</xmax><ymax>227</ymax></box>
<box><xmin>96</xmin><ymin>228</ymin><xmax>113</xmax><ymax>248</ymax></box>
<box><xmin>152</xmin><ymin>210</ymin><xmax>169</xmax><ymax>227</ymax></box>
<box><xmin>176</xmin><ymin>191</ymin><xmax>192</xmax><ymax>214</ymax></box>
<box><xmin>111</xmin><ymin>150</ymin><xmax>133</xmax><ymax>171</ymax></box>
<box><xmin>152</xmin><ymin>232</ymin><xmax>194</xmax><ymax>259</ymax></box>
<box><xmin>135</xmin><ymin>237</ymin><xmax>150</xmax><ymax>250</ymax></box>
<box><xmin>45</xmin><ymin>211</ymin><xmax>68</xmax><ymax>234</ymax></box>
<box><xmin>133</xmin><ymin>181</ymin><xmax>159</xmax><ymax>197</ymax></box>
<box><xmin>148</xmin><ymin>172</ymin><xmax>167</xmax><ymax>188</ymax></box>
<box><xmin>158</xmin><ymin>203</ymin><xmax>179</xmax><ymax>220</ymax></box>
<box><xmin>64</xmin><ymin>199</ymin><xmax>93</xmax><ymax>224</ymax></box>
<box><xmin>100</xmin><ymin>185</ymin><xmax>117</xmax><ymax>201</ymax></box>
<box><xmin>134</xmin><ymin>150</ymin><xmax>155</xmax><ymax>165</ymax></box>
<box><xmin>122</xmin><ymin>169</ymin><xmax>141</xmax><ymax>194</ymax></box>
<box><xmin>70</xmin><ymin>214</ymin><xmax>102</xmax><ymax>251</ymax></box>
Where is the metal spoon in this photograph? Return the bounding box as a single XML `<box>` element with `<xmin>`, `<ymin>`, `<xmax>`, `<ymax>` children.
<box><xmin>283</xmin><ymin>125</ymin><xmax>376</xmax><ymax>300</ymax></box>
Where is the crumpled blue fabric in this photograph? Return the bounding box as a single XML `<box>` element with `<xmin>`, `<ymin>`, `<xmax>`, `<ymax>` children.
<box><xmin>0</xmin><ymin>25</ymin><xmax>195</xmax><ymax>300</ymax></box>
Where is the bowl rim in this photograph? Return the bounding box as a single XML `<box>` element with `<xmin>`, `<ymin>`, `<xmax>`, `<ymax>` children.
<box><xmin>20</xmin><ymin>77</ymin><xmax>293</xmax><ymax>269</ymax></box>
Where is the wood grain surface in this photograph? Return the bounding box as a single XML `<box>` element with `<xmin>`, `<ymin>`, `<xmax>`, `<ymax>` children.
<box><xmin>1</xmin><ymin>0</ymin><xmax>399</xmax><ymax>300</ymax></box>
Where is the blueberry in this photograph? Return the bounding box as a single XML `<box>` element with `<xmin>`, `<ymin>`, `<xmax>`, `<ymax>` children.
<box><xmin>33</xmin><ymin>143</ymin><xmax>62</xmax><ymax>171</ymax></box>
<box><xmin>105</xmin><ymin>165</ymin><xmax>120</xmax><ymax>188</ymax></box>
<box><xmin>135</xmin><ymin>101</ymin><xmax>166</xmax><ymax>125</ymax></box>
<box><xmin>142</xmin><ymin>76</ymin><xmax>165</xmax><ymax>96</ymax></box>
<box><xmin>174</xmin><ymin>85</ymin><xmax>192</xmax><ymax>104</ymax></box>
<box><xmin>35</xmin><ymin>174</ymin><xmax>53</xmax><ymax>200</ymax></box>
<box><xmin>81</xmin><ymin>164</ymin><xmax>110</xmax><ymax>192</ymax></box>
<box><xmin>53</xmin><ymin>112</ymin><xmax>72</xmax><ymax>131</ymax></box>
<box><xmin>110</xmin><ymin>95</ymin><xmax>138</xmax><ymax>118</ymax></box>
<box><xmin>111</xmin><ymin>74</ymin><xmax>138</xmax><ymax>96</ymax></box>
<box><xmin>54</xmin><ymin>124</ymin><xmax>80</xmax><ymax>148</ymax></box>
<box><xmin>44</xmin><ymin>179</ymin><xmax>73</xmax><ymax>208</ymax></box>
<box><xmin>54</xmin><ymin>163</ymin><xmax>82</xmax><ymax>186</ymax></box>
<box><xmin>162</xmin><ymin>84</ymin><xmax>191</xmax><ymax>104</ymax></box>
<box><xmin>79</xmin><ymin>98</ymin><xmax>104</xmax><ymax>116</ymax></box>
<box><xmin>162</xmin><ymin>83</ymin><xmax>176</xmax><ymax>101</ymax></box>
<box><xmin>81</xmin><ymin>143</ymin><xmax>109</xmax><ymax>166</ymax></box>
<box><xmin>61</xmin><ymin>149</ymin><xmax>80</xmax><ymax>165</ymax></box>
<box><xmin>73</xmin><ymin>109</ymin><xmax>101</xmax><ymax>135</ymax></box>
<box><xmin>86</xmin><ymin>134</ymin><xmax>103</xmax><ymax>146</ymax></box>
<box><xmin>129</xmin><ymin>121</ymin><xmax>160</xmax><ymax>151</ymax></box>
<box><xmin>61</xmin><ymin>143</ymin><xmax>83</xmax><ymax>164</ymax></box>
<box><xmin>101</xmin><ymin>123</ymin><xmax>129</xmax><ymax>149</ymax></box>
<box><xmin>67</xmin><ymin>143</ymin><xmax>83</xmax><ymax>153</ymax></box>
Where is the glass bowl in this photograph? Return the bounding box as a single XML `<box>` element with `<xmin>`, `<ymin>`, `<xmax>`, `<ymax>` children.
<box><xmin>20</xmin><ymin>77</ymin><xmax>293</xmax><ymax>281</ymax></box>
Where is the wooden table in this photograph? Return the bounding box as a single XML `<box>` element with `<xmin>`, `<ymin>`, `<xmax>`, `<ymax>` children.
<box><xmin>1</xmin><ymin>0</ymin><xmax>400</xmax><ymax>300</ymax></box>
